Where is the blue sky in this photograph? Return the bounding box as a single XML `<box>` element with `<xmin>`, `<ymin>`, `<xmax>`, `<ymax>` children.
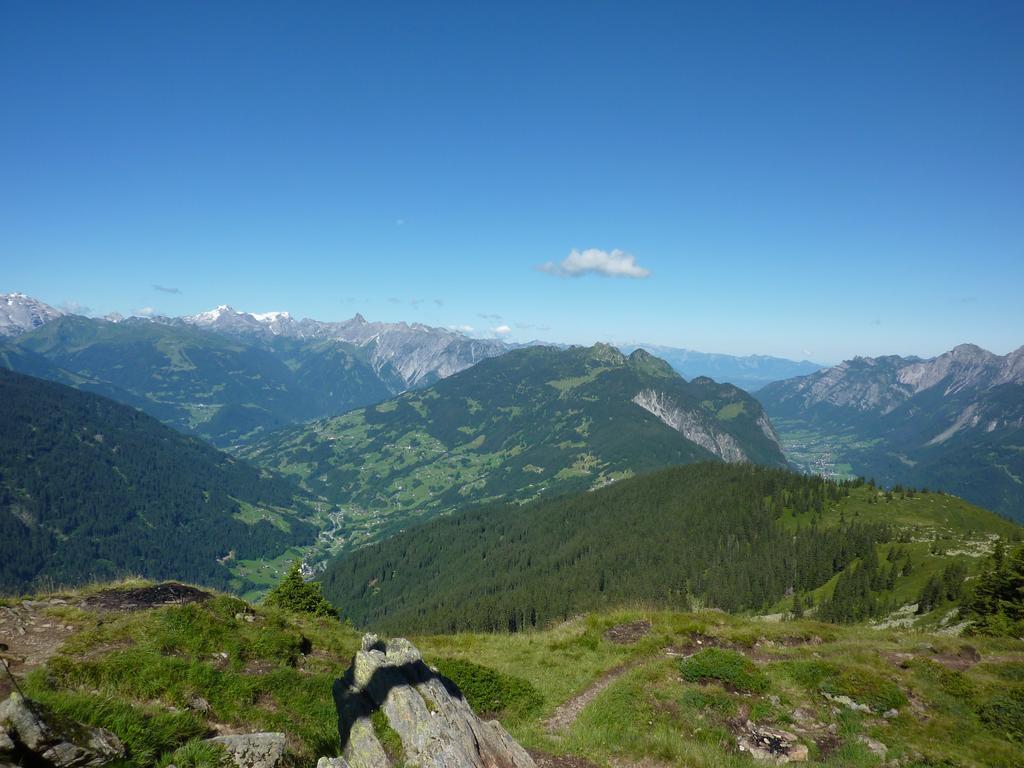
<box><xmin>1</xmin><ymin>1</ymin><xmax>1022</xmax><ymax>363</ymax></box>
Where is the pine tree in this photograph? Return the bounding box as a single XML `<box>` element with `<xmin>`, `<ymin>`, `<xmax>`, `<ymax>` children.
<box><xmin>263</xmin><ymin>561</ymin><xmax>338</xmax><ymax>618</ymax></box>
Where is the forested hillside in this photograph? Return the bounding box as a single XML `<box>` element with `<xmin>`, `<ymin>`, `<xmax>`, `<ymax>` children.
<box><xmin>242</xmin><ymin>344</ymin><xmax>787</xmax><ymax>549</ymax></box>
<box><xmin>0</xmin><ymin>369</ymin><xmax>318</xmax><ymax>593</ymax></box>
<box><xmin>321</xmin><ymin>463</ymin><xmax>1020</xmax><ymax>634</ymax></box>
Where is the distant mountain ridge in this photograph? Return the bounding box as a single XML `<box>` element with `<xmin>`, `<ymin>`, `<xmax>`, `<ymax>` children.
<box><xmin>621</xmin><ymin>343</ymin><xmax>823</xmax><ymax>391</ymax></box>
<box><xmin>0</xmin><ymin>294</ymin><xmax>511</xmax><ymax>445</ymax></box>
<box><xmin>0</xmin><ymin>295</ymin><xmax>828</xmax><ymax>404</ymax></box>
<box><xmin>240</xmin><ymin>343</ymin><xmax>787</xmax><ymax>550</ymax></box>
<box><xmin>759</xmin><ymin>343</ymin><xmax>1024</xmax><ymax>520</ymax></box>
<box><xmin>175</xmin><ymin>303</ymin><xmax>508</xmax><ymax>390</ymax></box>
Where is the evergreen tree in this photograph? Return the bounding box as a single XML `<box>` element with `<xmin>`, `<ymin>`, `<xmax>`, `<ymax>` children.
<box><xmin>264</xmin><ymin>561</ymin><xmax>338</xmax><ymax>618</ymax></box>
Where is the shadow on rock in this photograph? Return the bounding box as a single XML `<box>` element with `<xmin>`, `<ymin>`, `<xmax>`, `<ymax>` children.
<box><xmin>329</xmin><ymin>634</ymin><xmax>534</xmax><ymax>768</ymax></box>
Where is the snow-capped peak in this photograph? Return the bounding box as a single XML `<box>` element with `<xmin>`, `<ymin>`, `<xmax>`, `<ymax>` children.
<box><xmin>251</xmin><ymin>311</ymin><xmax>291</xmax><ymax>323</ymax></box>
<box><xmin>188</xmin><ymin>305</ymin><xmax>238</xmax><ymax>324</ymax></box>
<box><xmin>0</xmin><ymin>292</ymin><xmax>64</xmax><ymax>337</ymax></box>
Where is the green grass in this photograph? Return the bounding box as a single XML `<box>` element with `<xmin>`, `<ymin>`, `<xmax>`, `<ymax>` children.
<box><xmin>157</xmin><ymin>739</ymin><xmax>232</xmax><ymax>768</ymax></box>
<box><xmin>9</xmin><ymin>588</ymin><xmax>1024</xmax><ymax>768</ymax></box>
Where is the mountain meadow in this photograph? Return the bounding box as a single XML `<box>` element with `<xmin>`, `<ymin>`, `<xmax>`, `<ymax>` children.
<box><xmin>239</xmin><ymin>344</ymin><xmax>787</xmax><ymax>549</ymax></box>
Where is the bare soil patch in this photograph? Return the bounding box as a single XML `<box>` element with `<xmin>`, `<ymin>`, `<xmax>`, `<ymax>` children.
<box><xmin>603</xmin><ymin>620</ymin><xmax>652</xmax><ymax>645</ymax></box>
<box><xmin>931</xmin><ymin>644</ymin><xmax>981</xmax><ymax>671</ymax></box>
<box><xmin>528</xmin><ymin>750</ymin><xmax>602</xmax><ymax>768</ymax></box>
<box><xmin>663</xmin><ymin>633</ymin><xmax>733</xmax><ymax>658</ymax></box>
<box><xmin>0</xmin><ymin>601</ymin><xmax>78</xmax><ymax>684</ymax></box>
<box><xmin>79</xmin><ymin>583</ymin><xmax>211</xmax><ymax>611</ymax></box>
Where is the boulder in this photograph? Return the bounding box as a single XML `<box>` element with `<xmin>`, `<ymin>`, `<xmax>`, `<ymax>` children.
<box><xmin>332</xmin><ymin>634</ymin><xmax>535</xmax><ymax>768</ymax></box>
<box><xmin>207</xmin><ymin>733</ymin><xmax>287</xmax><ymax>768</ymax></box>
<box><xmin>0</xmin><ymin>693</ymin><xmax>123</xmax><ymax>768</ymax></box>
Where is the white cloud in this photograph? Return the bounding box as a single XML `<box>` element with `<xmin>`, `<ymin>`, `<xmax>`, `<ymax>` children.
<box><xmin>133</xmin><ymin>306</ymin><xmax>157</xmax><ymax>317</ymax></box>
<box><xmin>59</xmin><ymin>300</ymin><xmax>91</xmax><ymax>315</ymax></box>
<box><xmin>538</xmin><ymin>248</ymin><xmax>650</xmax><ymax>279</ymax></box>
<box><xmin>494</xmin><ymin>325</ymin><xmax>511</xmax><ymax>335</ymax></box>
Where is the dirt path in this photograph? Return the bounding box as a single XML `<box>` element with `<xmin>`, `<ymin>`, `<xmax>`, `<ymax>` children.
<box><xmin>0</xmin><ymin>584</ymin><xmax>211</xmax><ymax>697</ymax></box>
<box><xmin>544</xmin><ymin>661</ymin><xmax>642</xmax><ymax>732</ymax></box>
<box><xmin>0</xmin><ymin>599</ymin><xmax>78</xmax><ymax>697</ymax></box>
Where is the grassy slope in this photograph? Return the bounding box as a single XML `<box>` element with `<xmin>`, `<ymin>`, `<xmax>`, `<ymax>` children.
<box><xmin>240</xmin><ymin>344</ymin><xmax>786</xmax><ymax>552</ymax></box>
<box><xmin>7</xmin><ymin>582</ymin><xmax>1024</xmax><ymax>768</ymax></box>
<box><xmin>767</xmin><ymin>485</ymin><xmax>1021</xmax><ymax>623</ymax></box>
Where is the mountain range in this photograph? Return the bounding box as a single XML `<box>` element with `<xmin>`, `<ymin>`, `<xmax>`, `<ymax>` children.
<box><xmin>0</xmin><ymin>294</ymin><xmax>825</xmax><ymax>402</ymax></box>
<box><xmin>0</xmin><ymin>295</ymin><xmax>512</xmax><ymax>445</ymax></box>
<box><xmin>622</xmin><ymin>343</ymin><xmax>822</xmax><ymax>391</ymax></box>
<box><xmin>759</xmin><ymin>343</ymin><xmax>1024</xmax><ymax>520</ymax></box>
<box><xmin>240</xmin><ymin>343</ymin><xmax>788</xmax><ymax>549</ymax></box>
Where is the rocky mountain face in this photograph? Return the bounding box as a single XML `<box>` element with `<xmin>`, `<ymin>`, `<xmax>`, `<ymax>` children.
<box><xmin>0</xmin><ymin>293</ymin><xmax>64</xmax><ymax>337</ymax></box>
<box><xmin>758</xmin><ymin>344</ymin><xmax>1024</xmax><ymax>520</ymax></box>
<box><xmin>241</xmin><ymin>344</ymin><xmax>788</xmax><ymax>551</ymax></box>
<box><xmin>622</xmin><ymin>343</ymin><xmax>823</xmax><ymax>391</ymax></box>
<box><xmin>178</xmin><ymin>305</ymin><xmax>508</xmax><ymax>390</ymax></box>
<box><xmin>632</xmin><ymin>388</ymin><xmax>754</xmax><ymax>462</ymax></box>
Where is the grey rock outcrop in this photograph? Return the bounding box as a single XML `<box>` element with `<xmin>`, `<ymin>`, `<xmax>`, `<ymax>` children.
<box><xmin>632</xmin><ymin>389</ymin><xmax>749</xmax><ymax>462</ymax></box>
<box><xmin>332</xmin><ymin>634</ymin><xmax>535</xmax><ymax>768</ymax></box>
<box><xmin>207</xmin><ymin>733</ymin><xmax>288</xmax><ymax>768</ymax></box>
<box><xmin>0</xmin><ymin>692</ymin><xmax>123</xmax><ymax>768</ymax></box>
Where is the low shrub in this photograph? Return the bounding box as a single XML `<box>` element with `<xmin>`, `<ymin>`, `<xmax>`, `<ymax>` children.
<box><xmin>978</xmin><ymin>688</ymin><xmax>1024</xmax><ymax>743</ymax></box>
<box><xmin>679</xmin><ymin>648</ymin><xmax>769</xmax><ymax>694</ymax></box>
<box><xmin>430</xmin><ymin>657</ymin><xmax>543</xmax><ymax>720</ymax></box>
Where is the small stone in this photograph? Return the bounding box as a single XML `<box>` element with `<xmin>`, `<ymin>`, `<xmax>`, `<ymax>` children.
<box><xmin>856</xmin><ymin>735</ymin><xmax>888</xmax><ymax>758</ymax></box>
<box><xmin>787</xmin><ymin>744</ymin><xmax>809</xmax><ymax>762</ymax></box>
<box><xmin>187</xmin><ymin>696</ymin><xmax>211</xmax><ymax>713</ymax></box>
<box><xmin>882</xmin><ymin>708</ymin><xmax>899</xmax><ymax>719</ymax></box>
<box><xmin>208</xmin><ymin>733</ymin><xmax>287</xmax><ymax>768</ymax></box>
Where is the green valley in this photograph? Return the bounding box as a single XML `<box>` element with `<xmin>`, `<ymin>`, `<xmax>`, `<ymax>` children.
<box><xmin>239</xmin><ymin>344</ymin><xmax>788</xmax><ymax>550</ymax></box>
